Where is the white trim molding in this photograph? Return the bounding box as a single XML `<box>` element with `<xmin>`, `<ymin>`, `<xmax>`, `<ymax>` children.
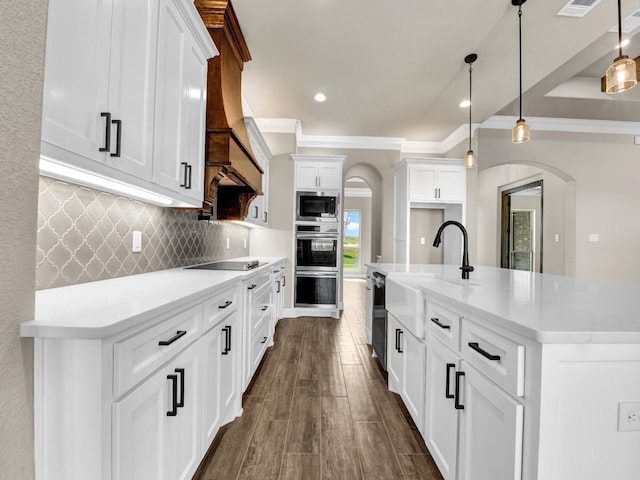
<box><xmin>480</xmin><ymin>115</ymin><xmax>640</xmax><ymax>136</ymax></box>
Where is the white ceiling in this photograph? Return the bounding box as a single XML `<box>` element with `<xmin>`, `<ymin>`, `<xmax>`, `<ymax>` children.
<box><xmin>232</xmin><ymin>0</ymin><xmax>640</xmax><ymax>144</ymax></box>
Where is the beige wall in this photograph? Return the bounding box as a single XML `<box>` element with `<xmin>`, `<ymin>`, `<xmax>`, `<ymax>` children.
<box><xmin>477</xmin><ymin>128</ymin><xmax>640</xmax><ymax>283</ymax></box>
<box><xmin>0</xmin><ymin>0</ymin><xmax>48</xmax><ymax>476</ymax></box>
<box><xmin>409</xmin><ymin>208</ymin><xmax>444</xmax><ymax>264</ymax></box>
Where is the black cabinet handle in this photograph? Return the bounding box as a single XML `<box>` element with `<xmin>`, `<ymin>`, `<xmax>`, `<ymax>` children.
<box><xmin>221</xmin><ymin>325</ymin><xmax>230</xmax><ymax>355</ymax></box>
<box><xmin>282</xmin><ymin>276</ymin><xmax>286</xmax><ymax>287</ymax></box>
<box><xmin>261</xmin><ymin>305</ymin><xmax>268</xmax><ymax>311</ymax></box>
<box><xmin>395</xmin><ymin>328</ymin><xmax>400</xmax><ymax>352</ymax></box>
<box><xmin>186</xmin><ymin>164</ymin><xmax>192</xmax><ymax>189</ymax></box>
<box><xmin>166</xmin><ymin>374</ymin><xmax>178</xmax><ymax>416</ymax></box>
<box><xmin>253</xmin><ymin>205</ymin><xmax>258</xmax><ymax>218</ymax></box>
<box><xmin>445</xmin><ymin>363</ymin><xmax>456</xmax><ymax>399</ymax></box>
<box><xmin>431</xmin><ymin>317</ymin><xmax>450</xmax><ymax>330</ymax></box>
<box><xmin>263</xmin><ymin>212</ymin><xmax>268</xmax><ymax>222</ymax></box>
<box><xmin>248</xmin><ymin>284</ymin><xmax>257</xmax><ymax>290</ymax></box>
<box><xmin>99</xmin><ymin>112</ymin><xmax>111</xmax><ymax>152</ymax></box>
<box><xmin>276</xmin><ymin>280</ymin><xmax>281</xmax><ymax>293</ymax></box>
<box><xmin>455</xmin><ymin>371</ymin><xmax>465</xmax><ymax>410</ymax></box>
<box><xmin>174</xmin><ymin>368</ymin><xmax>185</xmax><ymax>408</ymax></box>
<box><xmin>468</xmin><ymin>342</ymin><xmax>501</xmax><ymax>361</ymax></box>
<box><xmin>398</xmin><ymin>330</ymin><xmax>404</xmax><ymax>353</ymax></box>
<box><xmin>158</xmin><ymin>330</ymin><xmax>187</xmax><ymax>346</ymax></box>
<box><xmin>218</xmin><ymin>300</ymin><xmax>233</xmax><ymax>309</ymax></box>
<box><xmin>110</xmin><ymin>119</ymin><xmax>122</xmax><ymax>157</ymax></box>
<box><xmin>226</xmin><ymin>325</ymin><xmax>231</xmax><ymax>353</ymax></box>
<box><xmin>261</xmin><ymin>336</ymin><xmax>268</xmax><ymax>344</ymax></box>
<box><xmin>180</xmin><ymin>162</ymin><xmax>188</xmax><ymax>188</ymax></box>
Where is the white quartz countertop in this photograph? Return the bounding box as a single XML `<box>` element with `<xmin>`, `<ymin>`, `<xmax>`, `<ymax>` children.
<box><xmin>366</xmin><ymin>263</ymin><xmax>640</xmax><ymax>344</ymax></box>
<box><xmin>21</xmin><ymin>257</ymin><xmax>285</xmax><ymax>340</ymax></box>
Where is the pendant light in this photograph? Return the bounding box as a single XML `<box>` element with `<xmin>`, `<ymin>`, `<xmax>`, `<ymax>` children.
<box><xmin>464</xmin><ymin>53</ymin><xmax>477</xmax><ymax>169</ymax></box>
<box><xmin>512</xmin><ymin>0</ymin><xmax>529</xmax><ymax>144</ymax></box>
<box><xmin>605</xmin><ymin>0</ymin><xmax>637</xmax><ymax>93</ymax></box>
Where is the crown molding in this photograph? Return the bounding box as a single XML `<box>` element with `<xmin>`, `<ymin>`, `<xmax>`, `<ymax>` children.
<box><xmin>253</xmin><ymin>115</ymin><xmax>640</xmax><ymax>155</ymax></box>
<box><xmin>480</xmin><ymin>115</ymin><xmax>640</xmax><ymax>135</ymax></box>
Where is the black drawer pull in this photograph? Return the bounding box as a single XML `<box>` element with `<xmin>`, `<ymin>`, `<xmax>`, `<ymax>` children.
<box><xmin>99</xmin><ymin>112</ymin><xmax>111</xmax><ymax>152</ymax></box>
<box><xmin>445</xmin><ymin>363</ymin><xmax>455</xmax><ymax>399</ymax></box>
<box><xmin>455</xmin><ymin>371</ymin><xmax>465</xmax><ymax>410</ymax></box>
<box><xmin>398</xmin><ymin>330</ymin><xmax>404</xmax><ymax>353</ymax></box>
<box><xmin>431</xmin><ymin>317</ymin><xmax>451</xmax><ymax>330</ymax></box>
<box><xmin>395</xmin><ymin>328</ymin><xmax>400</xmax><ymax>352</ymax></box>
<box><xmin>110</xmin><ymin>119</ymin><xmax>122</xmax><ymax>157</ymax></box>
<box><xmin>166</xmin><ymin>374</ymin><xmax>178</xmax><ymax>416</ymax></box>
<box><xmin>247</xmin><ymin>284</ymin><xmax>257</xmax><ymax>290</ymax></box>
<box><xmin>261</xmin><ymin>305</ymin><xmax>268</xmax><ymax>311</ymax></box>
<box><xmin>174</xmin><ymin>368</ymin><xmax>185</xmax><ymax>408</ymax></box>
<box><xmin>468</xmin><ymin>342</ymin><xmax>501</xmax><ymax>361</ymax></box>
<box><xmin>261</xmin><ymin>336</ymin><xmax>268</xmax><ymax>344</ymax></box>
<box><xmin>218</xmin><ymin>300</ymin><xmax>233</xmax><ymax>309</ymax></box>
<box><xmin>159</xmin><ymin>330</ymin><xmax>187</xmax><ymax>346</ymax></box>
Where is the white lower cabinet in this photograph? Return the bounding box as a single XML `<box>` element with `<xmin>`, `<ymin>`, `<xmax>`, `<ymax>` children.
<box><xmin>113</xmin><ymin>339</ymin><xmax>202</xmax><ymax>480</ymax></box>
<box><xmin>457</xmin><ymin>364</ymin><xmax>524</xmax><ymax>480</ymax></box>
<box><xmin>387</xmin><ymin>313</ymin><xmax>426</xmax><ymax>430</ymax></box>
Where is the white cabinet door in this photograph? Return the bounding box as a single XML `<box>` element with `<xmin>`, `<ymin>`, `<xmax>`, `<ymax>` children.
<box><xmin>296</xmin><ymin>163</ymin><xmax>320</xmax><ymax>189</ymax></box>
<box><xmin>387</xmin><ymin>314</ymin><xmax>403</xmax><ymax>392</ymax></box>
<box><xmin>318</xmin><ymin>163</ymin><xmax>341</xmax><ymax>189</ymax></box>
<box><xmin>401</xmin><ymin>327</ymin><xmax>426</xmax><ymax>431</ymax></box>
<box><xmin>201</xmin><ymin>324</ymin><xmax>223</xmax><ymax>449</ymax></box>
<box><xmin>409</xmin><ymin>166</ymin><xmax>437</xmax><ymax>202</ymax></box>
<box><xmin>153</xmin><ymin>0</ymin><xmax>207</xmax><ymax>203</ymax></box>
<box><xmin>220</xmin><ymin>313</ymin><xmax>240</xmax><ymax>417</ymax></box>
<box><xmin>437</xmin><ymin>167</ymin><xmax>465</xmax><ymax>202</ymax></box>
<box><xmin>425</xmin><ymin>338</ymin><xmax>461</xmax><ymax>480</ymax></box>
<box><xmin>113</xmin><ymin>340</ymin><xmax>201</xmax><ymax>480</ymax></box>
<box><xmin>458</xmin><ymin>364</ymin><xmax>524</xmax><ymax>480</ymax></box>
<box><xmin>104</xmin><ymin>0</ymin><xmax>158</xmax><ymax>179</ymax></box>
<box><xmin>40</xmin><ymin>0</ymin><xmax>111</xmax><ymax>165</ymax></box>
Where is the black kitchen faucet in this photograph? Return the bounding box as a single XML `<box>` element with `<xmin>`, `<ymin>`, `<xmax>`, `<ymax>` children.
<box><xmin>432</xmin><ymin>221</ymin><xmax>475</xmax><ymax>280</ymax></box>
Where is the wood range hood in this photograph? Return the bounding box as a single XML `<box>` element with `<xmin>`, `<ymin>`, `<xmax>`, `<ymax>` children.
<box><xmin>195</xmin><ymin>0</ymin><xmax>263</xmax><ymax>220</ymax></box>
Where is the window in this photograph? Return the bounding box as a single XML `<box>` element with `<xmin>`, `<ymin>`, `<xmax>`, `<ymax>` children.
<box><xmin>343</xmin><ymin>210</ymin><xmax>361</xmax><ymax>269</ymax></box>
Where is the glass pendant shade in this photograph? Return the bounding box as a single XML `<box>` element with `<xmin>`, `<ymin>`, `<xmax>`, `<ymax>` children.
<box><xmin>605</xmin><ymin>55</ymin><xmax>638</xmax><ymax>93</ymax></box>
<box><xmin>512</xmin><ymin>118</ymin><xmax>530</xmax><ymax>144</ymax></box>
<box><xmin>464</xmin><ymin>150</ymin><xmax>476</xmax><ymax>168</ymax></box>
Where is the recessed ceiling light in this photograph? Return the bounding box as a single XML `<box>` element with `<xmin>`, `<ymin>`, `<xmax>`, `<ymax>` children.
<box><xmin>314</xmin><ymin>93</ymin><xmax>327</xmax><ymax>102</ymax></box>
<box><xmin>459</xmin><ymin>99</ymin><xmax>471</xmax><ymax>108</ymax></box>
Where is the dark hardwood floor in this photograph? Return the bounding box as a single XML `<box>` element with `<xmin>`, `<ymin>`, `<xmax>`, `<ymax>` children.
<box><xmin>195</xmin><ymin>279</ymin><xmax>443</xmax><ymax>480</ymax></box>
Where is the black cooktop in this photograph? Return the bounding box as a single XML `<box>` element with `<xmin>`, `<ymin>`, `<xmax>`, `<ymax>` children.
<box><xmin>185</xmin><ymin>259</ymin><xmax>262</xmax><ymax>271</ymax></box>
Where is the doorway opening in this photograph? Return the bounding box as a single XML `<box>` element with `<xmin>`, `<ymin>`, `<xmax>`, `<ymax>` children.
<box><xmin>343</xmin><ymin>209</ymin><xmax>361</xmax><ymax>269</ymax></box>
<box><xmin>501</xmin><ymin>180</ymin><xmax>543</xmax><ymax>272</ymax></box>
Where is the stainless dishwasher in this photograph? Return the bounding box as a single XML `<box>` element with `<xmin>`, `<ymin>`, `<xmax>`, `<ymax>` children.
<box><xmin>371</xmin><ymin>271</ymin><xmax>387</xmax><ymax>370</ymax></box>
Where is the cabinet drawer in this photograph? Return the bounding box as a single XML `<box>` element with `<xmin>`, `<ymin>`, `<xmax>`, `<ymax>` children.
<box><xmin>114</xmin><ymin>304</ymin><xmax>202</xmax><ymax>397</ymax></box>
<box><xmin>250</xmin><ymin>320</ymin><xmax>270</xmax><ymax>375</ymax></box>
<box><xmin>203</xmin><ymin>283</ymin><xmax>239</xmax><ymax>331</ymax></box>
<box><xmin>427</xmin><ymin>299</ymin><xmax>461</xmax><ymax>352</ymax></box>
<box><xmin>251</xmin><ymin>284</ymin><xmax>272</xmax><ymax>336</ymax></box>
<box><xmin>461</xmin><ymin>319</ymin><xmax>525</xmax><ymax>397</ymax></box>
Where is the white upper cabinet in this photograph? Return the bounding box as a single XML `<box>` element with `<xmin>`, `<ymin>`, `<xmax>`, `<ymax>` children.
<box><xmin>40</xmin><ymin>0</ymin><xmax>216</xmax><ymax>207</ymax></box>
<box><xmin>244</xmin><ymin>116</ymin><xmax>272</xmax><ymax>227</ymax></box>
<box><xmin>153</xmin><ymin>0</ymin><xmax>208</xmax><ymax>203</ymax></box>
<box><xmin>293</xmin><ymin>155</ymin><xmax>344</xmax><ymax>190</ymax></box>
<box><xmin>409</xmin><ymin>162</ymin><xmax>465</xmax><ymax>203</ymax></box>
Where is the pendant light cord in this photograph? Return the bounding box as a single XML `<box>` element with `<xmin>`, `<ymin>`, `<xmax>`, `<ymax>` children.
<box><xmin>518</xmin><ymin>2</ymin><xmax>523</xmax><ymax>121</ymax></box>
<box><xmin>618</xmin><ymin>0</ymin><xmax>623</xmax><ymax>58</ymax></box>
<box><xmin>469</xmin><ymin>64</ymin><xmax>472</xmax><ymax>151</ymax></box>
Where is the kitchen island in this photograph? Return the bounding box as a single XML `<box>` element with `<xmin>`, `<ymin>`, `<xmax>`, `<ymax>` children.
<box><xmin>366</xmin><ymin>263</ymin><xmax>640</xmax><ymax>480</ymax></box>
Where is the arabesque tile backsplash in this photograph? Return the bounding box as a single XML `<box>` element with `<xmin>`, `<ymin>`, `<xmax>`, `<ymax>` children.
<box><xmin>36</xmin><ymin>176</ymin><xmax>250</xmax><ymax>290</ymax></box>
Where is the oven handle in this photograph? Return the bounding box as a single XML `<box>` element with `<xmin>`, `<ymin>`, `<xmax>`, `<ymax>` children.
<box><xmin>295</xmin><ymin>272</ymin><xmax>338</xmax><ymax>278</ymax></box>
<box><xmin>295</xmin><ymin>234</ymin><xmax>339</xmax><ymax>239</ymax></box>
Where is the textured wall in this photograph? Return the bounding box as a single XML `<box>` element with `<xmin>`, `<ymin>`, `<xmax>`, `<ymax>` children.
<box><xmin>0</xmin><ymin>0</ymin><xmax>48</xmax><ymax>477</ymax></box>
<box><xmin>37</xmin><ymin>176</ymin><xmax>251</xmax><ymax>289</ymax></box>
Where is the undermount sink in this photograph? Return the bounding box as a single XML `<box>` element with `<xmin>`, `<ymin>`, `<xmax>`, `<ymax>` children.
<box><xmin>432</xmin><ymin>274</ymin><xmax>481</xmax><ymax>287</ymax></box>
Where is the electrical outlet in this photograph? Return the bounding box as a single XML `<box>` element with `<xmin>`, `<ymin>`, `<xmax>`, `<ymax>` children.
<box><xmin>420</xmin><ymin>237</ymin><xmax>425</xmax><ymax>245</ymax></box>
<box><xmin>589</xmin><ymin>233</ymin><xmax>599</xmax><ymax>242</ymax></box>
<box><xmin>618</xmin><ymin>402</ymin><xmax>640</xmax><ymax>431</ymax></box>
<box><xmin>243</xmin><ymin>238</ymin><xmax>247</xmax><ymax>249</ymax></box>
<box><xmin>226</xmin><ymin>237</ymin><xmax>230</xmax><ymax>249</ymax></box>
<box><xmin>555</xmin><ymin>234</ymin><xmax>560</xmax><ymax>242</ymax></box>
<box><xmin>132</xmin><ymin>231</ymin><xmax>142</xmax><ymax>253</ymax></box>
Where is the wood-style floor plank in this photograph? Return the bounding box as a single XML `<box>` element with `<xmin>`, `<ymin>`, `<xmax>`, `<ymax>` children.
<box><xmin>343</xmin><ymin>364</ymin><xmax>382</xmax><ymax>422</ymax></box>
<box><xmin>280</xmin><ymin>454</ymin><xmax>321</xmax><ymax>480</ymax></box>
<box><xmin>354</xmin><ymin>421</ymin><xmax>404</xmax><ymax>480</ymax></box>
<box><xmin>319</xmin><ymin>352</ymin><xmax>347</xmax><ymax>397</ymax></box>
<box><xmin>237</xmin><ymin>418</ymin><xmax>288</xmax><ymax>480</ymax></box>
<box><xmin>397</xmin><ymin>453</ymin><xmax>443</xmax><ymax>480</ymax></box>
<box><xmin>321</xmin><ymin>396</ymin><xmax>363</xmax><ymax>480</ymax></box>
<box><xmin>355</xmin><ymin>343</ymin><xmax>384</xmax><ymax>381</ymax></box>
<box><xmin>285</xmin><ymin>379</ymin><xmax>321</xmax><ymax>454</ymax></box>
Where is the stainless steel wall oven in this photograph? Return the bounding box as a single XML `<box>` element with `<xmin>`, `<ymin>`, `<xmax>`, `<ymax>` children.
<box><xmin>294</xmin><ymin>272</ymin><xmax>338</xmax><ymax>308</ymax></box>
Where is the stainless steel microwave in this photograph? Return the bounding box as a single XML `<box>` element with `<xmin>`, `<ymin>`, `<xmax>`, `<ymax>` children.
<box><xmin>296</xmin><ymin>191</ymin><xmax>339</xmax><ymax>222</ymax></box>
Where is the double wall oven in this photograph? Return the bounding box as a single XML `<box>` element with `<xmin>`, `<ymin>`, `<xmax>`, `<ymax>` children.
<box><xmin>294</xmin><ymin>222</ymin><xmax>339</xmax><ymax>308</ymax></box>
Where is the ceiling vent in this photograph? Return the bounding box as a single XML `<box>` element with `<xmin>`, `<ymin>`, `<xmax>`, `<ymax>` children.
<box><xmin>609</xmin><ymin>8</ymin><xmax>640</xmax><ymax>33</ymax></box>
<box><xmin>557</xmin><ymin>0</ymin><xmax>601</xmax><ymax>18</ymax></box>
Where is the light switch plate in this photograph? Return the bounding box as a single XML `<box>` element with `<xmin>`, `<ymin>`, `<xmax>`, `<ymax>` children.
<box><xmin>618</xmin><ymin>402</ymin><xmax>640</xmax><ymax>431</ymax></box>
<box><xmin>132</xmin><ymin>231</ymin><xmax>142</xmax><ymax>253</ymax></box>
<box><xmin>589</xmin><ymin>233</ymin><xmax>599</xmax><ymax>242</ymax></box>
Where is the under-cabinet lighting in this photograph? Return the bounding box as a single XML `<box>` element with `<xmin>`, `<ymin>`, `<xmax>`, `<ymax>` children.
<box><xmin>39</xmin><ymin>157</ymin><xmax>174</xmax><ymax>206</ymax></box>
<box><xmin>231</xmin><ymin>220</ymin><xmax>263</xmax><ymax>229</ymax></box>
